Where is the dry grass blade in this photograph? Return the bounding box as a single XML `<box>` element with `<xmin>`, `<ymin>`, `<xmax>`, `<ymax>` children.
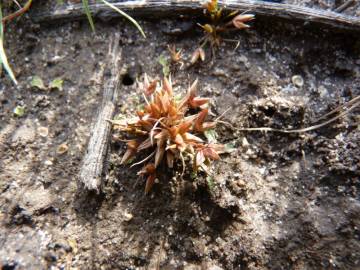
<box><xmin>314</xmin><ymin>95</ymin><xmax>360</xmax><ymax>122</ymax></box>
<box><xmin>0</xmin><ymin>4</ymin><xmax>17</xmax><ymax>85</ymax></box>
<box><xmin>100</xmin><ymin>0</ymin><xmax>146</xmax><ymax>38</ymax></box>
<box><xmin>236</xmin><ymin>96</ymin><xmax>360</xmax><ymax>134</ymax></box>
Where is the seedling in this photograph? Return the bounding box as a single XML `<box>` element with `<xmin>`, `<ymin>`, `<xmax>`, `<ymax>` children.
<box><xmin>110</xmin><ymin>76</ymin><xmax>226</xmax><ymax>193</ymax></box>
<box><xmin>30</xmin><ymin>76</ymin><xmax>64</xmax><ymax>91</ymax></box>
<box><xmin>158</xmin><ymin>55</ymin><xmax>170</xmax><ymax>77</ymax></box>
<box><xmin>168</xmin><ymin>44</ymin><xmax>184</xmax><ymax>69</ymax></box>
<box><xmin>192</xmin><ymin>0</ymin><xmax>255</xmax><ymax>62</ymax></box>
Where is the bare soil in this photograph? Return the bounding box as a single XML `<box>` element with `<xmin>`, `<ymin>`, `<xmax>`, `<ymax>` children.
<box><xmin>1</xmin><ymin>5</ymin><xmax>360</xmax><ymax>270</ymax></box>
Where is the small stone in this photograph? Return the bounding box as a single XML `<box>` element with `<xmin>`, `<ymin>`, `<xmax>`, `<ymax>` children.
<box><xmin>44</xmin><ymin>160</ymin><xmax>53</xmax><ymax>166</ymax></box>
<box><xmin>11</xmin><ymin>206</ymin><xmax>33</xmax><ymax>225</ymax></box>
<box><xmin>233</xmin><ymin>173</ymin><xmax>241</xmax><ymax>179</ymax></box>
<box><xmin>212</xmin><ymin>68</ymin><xmax>227</xmax><ymax>77</ymax></box>
<box><xmin>57</xmin><ymin>143</ymin><xmax>68</xmax><ymax>155</ymax></box>
<box><xmin>236</xmin><ymin>179</ymin><xmax>246</xmax><ymax>187</ymax></box>
<box><xmin>318</xmin><ymin>85</ymin><xmax>328</xmax><ymax>98</ymax></box>
<box><xmin>183</xmin><ymin>263</ymin><xmax>201</xmax><ymax>270</ymax></box>
<box><xmin>241</xmin><ymin>137</ymin><xmax>250</xmax><ymax>147</ymax></box>
<box><xmin>12</xmin><ymin>119</ymin><xmax>36</xmax><ymax>143</ymax></box>
<box><xmin>54</xmin><ymin>240</ymin><xmax>73</xmax><ymax>252</ymax></box>
<box><xmin>38</xmin><ymin>126</ymin><xmax>49</xmax><ymax>137</ymax></box>
<box><xmin>239</xmin><ymin>55</ymin><xmax>251</xmax><ymax>68</ymax></box>
<box><xmin>21</xmin><ymin>187</ymin><xmax>53</xmax><ymax>213</ymax></box>
<box><xmin>123</xmin><ymin>211</ymin><xmax>133</xmax><ymax>221</ymax></box>
<box><xmin>291</xmin><ymin>75</ymin><xmax>304</xmax><ymax>88</ymax></box>
<box><xmin>44</xmin><ymin>251</ymin><xmax>57</xmax><ymax>262</ymax></box>
<box><xmin>208</xmin><ymin>265</ymin><xmax>224</xmax><ymax>270</ymax></box>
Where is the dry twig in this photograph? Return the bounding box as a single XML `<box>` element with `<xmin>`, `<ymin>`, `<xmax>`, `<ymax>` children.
<box><xmin>32</xmin><ymin>0</ymin><xmax>360</xmax><ymax>31</ymax></box>
<box><xmin>79</xmin><ymin>33</ymin><xmax>121</xmax><ymax>192</ymax></box>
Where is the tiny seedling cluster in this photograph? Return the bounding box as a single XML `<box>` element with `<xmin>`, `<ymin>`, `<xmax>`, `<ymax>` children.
<box><xmin>193</xmin><ymin>0</ymin><xmax>255</xmax><ymax>62</ymax></box>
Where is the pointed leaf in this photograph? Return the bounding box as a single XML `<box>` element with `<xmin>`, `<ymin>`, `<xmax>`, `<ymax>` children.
<box><xmin>137</xmin><ymin>138</ymin><xmax>152</xmax><ymax>151</ymax></box>
<box><xmin>100</xmin><ymin>0</ymin><xmax>146</xmax><ymax>38</ymax></box>
<box><xmin>155</xmin><ymin>142</ymin><xmax>165</xmax><ymax>168</ymax></box>
<box><xmin>49</xmin><ymin>77</ymin><xmax>64</xmax><ymax>91</ymax></box>
<box><xmin>195</xmin><ymin>151</ymin><xmax>205</xmax><ymax>168</ymax></box>
<box><xmin>194</xmin><ymin>108</ymin><xmax>208</xmax><ymax>132</ymax></box>
<box><xmin>121</xmin><ymin>148</ymin><xmax>135</xmax><ymax>164</ymax></box>
<box><xmin>13</xmin><ymin>105</ymin><xmax>25</xmax><ymax>117</ymax></box>
<box><xmin>204</xmin><ymin>129</ymin><xmax>218</xmax><ymax>143</ymax></box>
<box><xmin>82</xmin><ymin>0</ymin><xmax>95</xmax><ymax>31</ymax></box>
<box><xmin>30</xmin><ymin>76</ymin><xmax>46</xmax><ymax>90</ymax></box>
<box><xmin>145</xmin><ymin>174</ymin><xmax>156</xmax><ymax>194</ymax></box>
<box><xmin>166</xmin><ymin>152</ymin><xmax>174</xmax><ymax>168</ymax></box>
<box><xmin>184</xmin><ymin>132</ymin><xmax>203</xmax><ymax>143</ymax></box>
<box><xmin>163</xmin><ymin>77</ymin><xmax>173</xmax><ymax>96</ymax></box>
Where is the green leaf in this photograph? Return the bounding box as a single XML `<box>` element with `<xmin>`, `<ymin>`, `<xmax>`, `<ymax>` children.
<box><xmin>224</xmin><ymin>142</ymin><xmax>237</xmax><ymax>153</ymax></box>
<box><xmin>82</xmin><ymin>0</ymin><xmax>95</xmax><ymax>32</ymax></box>
<box><xmin>204</xmin><ymin>129</ymin><xmax>218</xmax><ymax>143</ymax></box>
<box><xmin>174</xmin><ymin>93</ymin><xmax>182</xmax><ymax>103</ymax></box>
<box><xmin>13</xmin><ymin>105</ymin><xmax>25</xmax><ymax>117</ymax></box>
<box><xmin>99</xmin><ymin>0</ymin><xmax>146</xmax><ymax>38</ymax></box>
<box><xmin>30</xmin><ymin>76</ymin><xmax>46</xmax><ymax>90</ymax></box>
<box><xmin>190</xmin><ymin>171</ymin><xmax>198</xmax><ymax>180</ymax></box>
<box><xmin>136</xmin><ymin>104</ymin><xmax>145</xmax><ymax>111</ymax></box>
<box><xmin>0</xmin><ymin>5</ymin><xmax>17</xmax><ymax>85</ymax></box>
<box><xmin>126</xmin><ymin>157</ymin><xmax>135</xmax><ymax>164</ymax></box>
<box><xmin>206</xmin><ymin>176</ymin><xmax>215</xmax><ymax>191</ymax></box>
<box><xmin>158</xmin><ymin>55</ymin><xmax>170</xmax><ymax>77</ymax></box>
<box><xmin>49</xmin><ymin>78</ymin><xmax>64</xmax><ymax>91</ymax></box>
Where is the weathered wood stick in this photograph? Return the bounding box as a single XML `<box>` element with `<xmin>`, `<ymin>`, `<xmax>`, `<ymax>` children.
<box><xmin>334</xmin><ymin>0</ymin><xmax>356</xmax><ymax>13</ymax></box>
<box><xmin>79</xmin><ymin>34</ymin><xmax>121</xmax><ymax>192</ymax></box>
<box><xmin>32</xmin><ymin>0</ymin><xmax>360</xmax><ymax>31</ymax></box>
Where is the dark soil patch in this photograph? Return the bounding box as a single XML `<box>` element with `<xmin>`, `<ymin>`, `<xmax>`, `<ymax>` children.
<box><xmin>0</xmin><ymin>4</ymin><xmax>359</xmax><ymax>270</ymax></box>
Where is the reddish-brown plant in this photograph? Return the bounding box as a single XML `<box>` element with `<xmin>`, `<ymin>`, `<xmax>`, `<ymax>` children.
<box><xmin>192</xmin><ymin>0</ymin><xmax>255</xmax><ymax>63</ymax></box>
<box><xmin>110</xmin><ymin>76</ymin><xmax>225</xmax><ymax>193</ymax></box>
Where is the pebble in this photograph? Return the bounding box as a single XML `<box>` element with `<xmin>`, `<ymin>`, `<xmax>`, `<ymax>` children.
<box><xmin>38</xmin><ymin>126</ymin><xmax>49</xmax><ymax>137</ymax></box>
<box><xmin>236</xmin><ymin>179</ymin><xmax>246</xmax><ymax>187</ymax></box>
<box><xmin>53</xmin><ymin>240</ymin><xmax>72</xmax><ymax>253</ymax></box>
<box><xmin>12</xmin><ymin>119</ymin><xmax>36</xmax><ymax>143</ymax></box>
<box><xmin>318</xmin><ymin>85</ymin><xmax>328</xmax><ymax>98</ymax></box>
<box><xmin>212</xmin><ymin>68</ymin><xmax>227</xmax><ymax>78</ymax></box>
<box><xmin>291</xmin><ymin>75</ymin><xmax>304</xmax><ymax>88</ymax></box>
<box><xmin>241</xmin><ymin>137</ymin><xmax>250</xmax><ymax>147</ymax></box>
<box><xmin>21</xmin><ymin>187</ymin><xmax>53</xmax><ymax>213</ymax></box>
<box><xmin>238</xmin><ymin>55</ymin><xmax>251</xmax><ymax>69</ymax></box>
<box><xmin>43</xmin><ymin>251</ymin><xmax>57</xmax><ymax>262</ymax></box>
<box><xmin>44</xmin><ymin>160</ymin><xmax>53</xmax><ymax>166</ymax></box>
<box><xmin>57</xmin><ymin>143</ymin><xmax>68</xmax><ymax>155</ymax></box>
<box><xmin>123</xmin><ymin>211</ymin><xmax>133</xmax><ymax>221</ymax></box>
<box><xmin>208</xmin><ymin>265</ymin><xmax>224</xmax><ymax>270</ymax></box>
